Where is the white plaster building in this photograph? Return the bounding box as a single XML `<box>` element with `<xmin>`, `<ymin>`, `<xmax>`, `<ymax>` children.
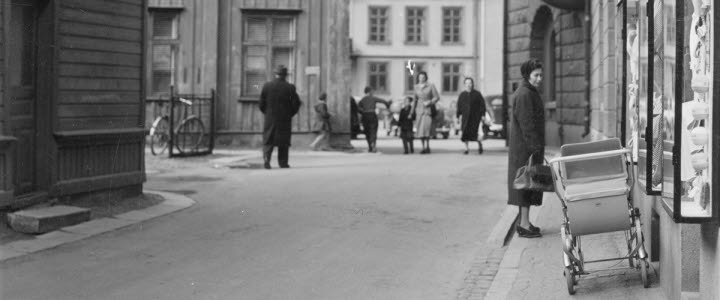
<box><xmin>349</xmin><ymin>0</ymin><xmax>504</xmax><ymax>112</ymax></box>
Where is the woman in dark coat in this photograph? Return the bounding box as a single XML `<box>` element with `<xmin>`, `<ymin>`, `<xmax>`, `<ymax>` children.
<box><xmin>507</xmin><ymin>59</ymin><xmax>545</xmax><ymax>238</ymax></box>
<box><xmin>456</xmin><ymin>77</ymin><xmax>487</xmax><ymax>154</ymax></box>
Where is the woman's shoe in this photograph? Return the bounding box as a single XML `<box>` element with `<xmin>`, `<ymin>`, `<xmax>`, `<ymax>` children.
<box><xmin>516</xmin><ymin>225</ymin><xmax>542</xmax><ymax>238</ymax></box>
<box><xmin>463</xmin><ymin>150</ymin><xmax>469</xmax><ymax>155</ymax></box>
<box><xmin>529</xmin><ymin>223</ymin><xmax>540</xmax><ymax>233</ymax></box>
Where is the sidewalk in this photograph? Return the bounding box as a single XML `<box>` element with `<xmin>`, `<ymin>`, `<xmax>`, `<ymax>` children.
<box><xmin>486</xmin><ymin>191</ymin><xmax>668</xmax><ymax>299</ymax></box>
<box><xmin>0</xmin><ymin>191</ymin><xmax>195</xmax><ymax>262</ymax></box>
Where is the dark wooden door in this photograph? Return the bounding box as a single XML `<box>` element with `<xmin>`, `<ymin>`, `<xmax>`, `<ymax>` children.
<box><xmin>8</xmin><ymin>0</ymin><xmax>38</xmax><ymax>195</ymax></box>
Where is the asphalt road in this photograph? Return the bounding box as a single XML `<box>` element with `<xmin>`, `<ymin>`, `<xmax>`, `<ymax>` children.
<box><xmin>0</xmin><ymin>137</ymin><xmax>510</xmax><ymax>300</ymax></box>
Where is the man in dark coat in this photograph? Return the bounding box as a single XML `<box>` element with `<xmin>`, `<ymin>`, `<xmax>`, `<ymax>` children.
<box><xmin>456</xmin><ymin>77</ymin><xmax>487</xmax><ymax>154</ymax></box>
<box><xmin>507</xmin><ymin>59</ymin><xmax>545</xmax><ymax>238</ymax></box>
<box><xmin>357</xmin><ymin>86</ymin><xmax>390</xmax><ymax>152</ymax></box>
<box><xmin>259</xmin><ymin>65</ymin><xmax>301</xmax><ymax>169</ymax></box>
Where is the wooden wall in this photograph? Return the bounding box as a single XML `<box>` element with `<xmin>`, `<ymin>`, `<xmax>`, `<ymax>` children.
<box><xmin>228</xmin><ymin>0</ymin><xmax>321</xmax><ymax>137</ymax></box>
<box><xmin>0</xmin><ymin>1</ymin><xmax>4</xmax><ymax>135</ymax></box>
<box><xmin>53</xmin><ymin>0</ymin><xmax>146</xmax><ymax>197</ymax></box>
<box><xmin>57</xmin><ymin>0</ymin><xmax>144</xmax><ymax>131</ymax></box>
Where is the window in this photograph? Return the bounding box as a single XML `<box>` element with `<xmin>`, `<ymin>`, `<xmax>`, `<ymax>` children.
<box><xmin>406</xmin><ymin>62</ymin><xmax>425</xmax><ymax>93</ymax></box>
<box><xmin>149</xmin><ymin>11</ymin><xmax>180</xmax><ymax>98</ymax></box>
<box><xmin>442</xmin><ymin>63</ymin><xmax>462</xmax><ymax>93</ymax></box>
<box><xmin>442</xmin><ymin>7</ymin><xmax>462</xmax><ymax>43</ymax></box>
<box><xmin>368</xmin><ymin>62</ymin><xmax>388</xmax><ymax>93</ymax></box>
<box><xmin>406</xmin><ymin>7</ymin><xmax>425</xmax><ymax>43</ymax></box>
<box><xmin>369</xmin><ymin>6</ymin><xmax>389</xmax><ymax>43</ymax></box>
<box><xmin>242</xmin><ymin>15</ymin><xmax>296</xmax><ymax>96</ymax></box>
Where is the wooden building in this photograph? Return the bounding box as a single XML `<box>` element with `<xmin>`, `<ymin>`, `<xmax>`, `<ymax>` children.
<box><xmin>1</xmin><ymin>0</ymin><xmax>147</xmax><ymax>207</ymax></box>
<box><xmin>145</xmin><ymin>0</ymin><xmax>353</xmax><ymax>148</ymax></box>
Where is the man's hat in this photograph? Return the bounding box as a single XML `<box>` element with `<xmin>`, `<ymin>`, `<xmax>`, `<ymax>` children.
<box><xmin>274</xmin><ymin>65</ymin><xmax>289</xmax><ymax>76</ymax></box>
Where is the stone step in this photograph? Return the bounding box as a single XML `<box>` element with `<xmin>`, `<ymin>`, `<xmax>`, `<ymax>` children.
<box><xmin>7</xmin><ymin>205</ymin><xmax>91</xmax><ymax>234</ymax></box>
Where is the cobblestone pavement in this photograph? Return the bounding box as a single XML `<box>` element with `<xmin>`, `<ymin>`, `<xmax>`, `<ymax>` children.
<box><xmin>456</xmin><ymin>246</ymin><xmax>507</xmax><ymax>300</ymax></box>
<box><xmin>494</xmin><ymin>193</ymin><xmax>668</xmax><ymax>299</ymax></box>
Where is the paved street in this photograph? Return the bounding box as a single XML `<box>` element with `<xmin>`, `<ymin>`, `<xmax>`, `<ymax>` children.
<box><xmin>0</xmin><ymin>137</ymin><xmax>510</xmax><ymax>300</ymax></box>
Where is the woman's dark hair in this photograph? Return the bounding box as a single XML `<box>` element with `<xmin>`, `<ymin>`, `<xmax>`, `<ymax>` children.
<box><xmin>416</xmin><ymin>71</ymin><xmax>428</xmax><ymax>83</ymax></box>
<box><xmin>364</xmin><ymin>86</ymin><xmax>373</xmax><ymax>94</ymax></box>
<box><xmin>520</xmin><ymin>59</ymin><xmax>543</xmax><ymax>80</ymax></box>
<box><xmin>464</xmin><ymin>77</ymin><xmax>474</xmax><ymax>87</ymax></box>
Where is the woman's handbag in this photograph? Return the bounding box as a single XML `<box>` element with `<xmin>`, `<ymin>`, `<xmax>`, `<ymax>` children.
<box><xmin>513</xmin><ymin>152</ymin><xmax>554</xmax><ymax>192</ymax></box>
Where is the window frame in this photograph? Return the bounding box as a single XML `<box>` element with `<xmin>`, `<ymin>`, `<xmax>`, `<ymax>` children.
<box><xmin>147</xmin><ymin>9</ymin><xmax>181</xmax><ymax>99</ymax></box>
<box><xmin>241</xmin><ymin>14</ymin><xmax>297</xmax><ymax>98</ymax></box>
<box><xmin>368</xmin><ymin>61</ymin><xmax>389</xmax><ymax>94</ymax></box>
<box><xmin>441</xmin><ymin>63</ymin><xmax>462</xmax><ymax>93</ymax></box>
<box><xmin>405</xmin><ymin>62</ymin><xmax>425</xmax><ymax>94</ymax></box>
<box><xmin>405</xmin><ymin>6</ymin><xmax>427</xmax><ymax>45</ymax></box>
<box><xmin>368</xmin><ymin>6</ymin><xmax>390</xmax><ymax>44</ymax></box>
<box><xmin>442</xmin><ymin>7</ymin><xmax>463</xmax><ymax>44</ymax></box>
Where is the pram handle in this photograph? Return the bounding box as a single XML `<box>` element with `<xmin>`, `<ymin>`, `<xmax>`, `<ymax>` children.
<box><xmin>548</xmin><ymin>149</ymin><xmax>630</xmax><ymax>164</ymax></box>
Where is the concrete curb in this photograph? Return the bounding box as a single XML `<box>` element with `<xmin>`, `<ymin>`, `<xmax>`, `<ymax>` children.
<box><xmin>0</xmin><ymin>190</ymin><xmax>195</xmax><ymax>262</ymax></box>
<box><xmin>484</xmin><ymin>198</ymin><xmax>544</xmax><ymax>299</ymax></box>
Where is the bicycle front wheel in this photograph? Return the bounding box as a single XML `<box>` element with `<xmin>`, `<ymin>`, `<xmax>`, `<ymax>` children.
<box><xmin>174</xmin><ymin>117</ymin><xmax>206</xmax><ymax>154</ymax></box>
<box><xmin>150</xmin><ymin>117</ymin><xmax>170</xmax><ymax>155</ymax></box>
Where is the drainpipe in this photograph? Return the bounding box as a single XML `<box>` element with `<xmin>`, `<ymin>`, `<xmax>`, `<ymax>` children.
<box><xmin>502</xmin><ymin>0</ymin><xmax>509</xmax><ymax>146</ymax></box>
<box><xmin>582</xmin><ymin>0</ymin><xmax>592</xmax><ymax>138</ymax></box>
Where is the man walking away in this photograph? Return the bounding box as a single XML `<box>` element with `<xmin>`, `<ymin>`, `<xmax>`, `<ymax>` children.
<box><xmin>259</xmin><ymin>65</ymin><xmax>302</xmax><ymax>169</ymax></box>
<box><xmin>358</xmin><ymin>86</ymin><xmax>391</xmax><ymax>152</ymax></box>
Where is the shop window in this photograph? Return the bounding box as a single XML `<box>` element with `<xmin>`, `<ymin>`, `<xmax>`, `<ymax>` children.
<box><xmin>442</xmin><ymin>63</ymin><xmax>462</xmax><ymax>93</ymax></box>
<box><xmin>242</xmin><ymin>15</ymin><xmax>296</xmax><ymax>96</ymax></box>
<box><xmin>368</xmin><ymin>62</ymin><xmax>388</xmax><ymax>93</ymax></box>
<box><xmin>148</xmin><ymin>10</ymin><xmax>179</xmax><ymax>98</ymax></box>
<box><xmin>624</xmin><ymin>0</ymin><xmax>717</xmax><ymax>221</ymax></box>
<box><xmin>406</xmin><ymin>7</ymin><xmax>425</xmax><ymax>43</ymax></box>
<box><xmin>406</xmin><ymin>62</ymin><xmax>425</xmax><ymax>93</ymax></box>
<box><xmin>369</xmin><ymin>6</ymin><xmax>389</xmax><ymax>43</ymax></box>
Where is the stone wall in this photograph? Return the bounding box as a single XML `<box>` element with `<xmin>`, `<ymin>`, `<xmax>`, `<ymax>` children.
<box><xmin>588</xmin><ymin>0</ymin><xmax>619</xmax><ymax>142</ymax></box>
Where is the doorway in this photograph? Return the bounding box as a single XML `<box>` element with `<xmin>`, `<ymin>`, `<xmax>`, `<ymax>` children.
<box><xmin>7</xmin><ymin>0</ymin><xmax>49</xmax><ymax>197</ymax></box>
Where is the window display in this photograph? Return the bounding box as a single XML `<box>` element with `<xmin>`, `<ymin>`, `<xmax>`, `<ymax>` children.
<box><xmin>635</xmin><ymin>0</ymin><xmax>652</xmax><ymax>192</ymax></box>
<box><xmin>625</xmin><ymin>0</ymin><xmax>641</xmax><ymax>163</ymax></box>
<box><xmin>675</xmin><ymin>0</ymin><xmax>713</xmax><ymax>218</ymax></box>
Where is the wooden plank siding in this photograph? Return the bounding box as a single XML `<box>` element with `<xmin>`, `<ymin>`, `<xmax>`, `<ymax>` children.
<box><xmin>227</xmin><ymin>0</ymin><xmax>319</xmax><ymax>135</ymax></box>
<box><xmin>50</xmin><ymin>0</ymin><xmax>146</xmax><ymax>201</ymax></box>
<box><xmin>0</xmin><ymin>1</ymin><xmax>4</xmax><ymax>135</ymax></box>
<box><xmin>56</xmin><ymin>0</ymin><xmax>144</xmax><ymax>131</ymax></box>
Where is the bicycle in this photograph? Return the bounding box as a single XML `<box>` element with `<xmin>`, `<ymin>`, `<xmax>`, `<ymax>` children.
<box><xmin>149</xmin><ymin>97</ymin><xmax>206</xmax><ymax>155</ymax></box>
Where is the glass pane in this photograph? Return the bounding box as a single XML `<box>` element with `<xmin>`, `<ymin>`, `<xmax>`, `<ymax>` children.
<box><xmin>246</xmin><ymin>18</ymin><xmax>267</xmax><ymax>41</ymax></box>
<box><xmin>679</xmin><ymin>0</ymin><xmax>713</xmax><ymax>217</ymax></box>
<box><xmin>244</xmin><ymin>72</ymin><xmax>266</xmax><ymax>96</ymax></box>
<box><xmin>153</xmin><ymin>11</ymin><xmax>177</xmax><ymax>38</ymax></box>
<box><xmin>152</xmin><ymin>45</ymin><xmax>173</xmax><ymax>70</ymax></box>
<box><xmin>637</xmin><ymin>0</ymin><xmax>650</xmax><ymax>190</ymax></box>
<box><xmin>245</xmin><ymin>46</ymin><xmax>267</xmax><ymax>70</ymax></box>
<box><xmin>627</xmin><ymin>1</ymin><xmax>641</xmax><ymax>163</ymax></box>
<box><xmin>9</xmin><ymin>2</ymin><xmax>35</xmax><ymax>87</ymax></box>
<box><xmin>272</xmin><ymin>19</ymin><xmax>293</xmax><ymax>41</ymax></box>
<box><xmin>272</xmin><ymin>48</ymin><xmax>292</xmax><ymax>70</ymax></box>
<box><xmin>661</xmin><ymin>0</ymin><xmax>676</xmax><ymax>199</ymax></box>
<box><xmin>649</xmin><ymin>0</ymin><xmax>664</xmax><ymax>193</ymax></box>
<box><xmin>151</xmin><ymin>70</ymin><xmax>171</xmax><ymax>96</ymax></box>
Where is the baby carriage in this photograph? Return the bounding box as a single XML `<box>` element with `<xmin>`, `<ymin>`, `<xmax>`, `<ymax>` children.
<box><xmin>548</xmin><ymin>138</ymin><xmax>649</xmax><ymax>295</ymax></box>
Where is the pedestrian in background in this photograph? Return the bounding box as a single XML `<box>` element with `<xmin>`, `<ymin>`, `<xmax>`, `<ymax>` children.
<box><xmin>358</xmin><ymin>86</ymin><xmax>391</xmax><ymax>152</ymax></box>
<box><xmin>456</xmin><ymin>77</ymin><xmax>487</xmax><ymax>155</ymax></box>
<box><xmin>350</xmin><ymin>96</ymin><xmax>360</xmax><ymax>139</ymax></box>
<box><xmin>398</xmin><ymin>96</ymin><xmax>415</xmax><ymax>154</ymax></box>
<box><xmin>259</xmin><ymin>65</ymin><xmax>302</xmax><ymax>169</ymax></box>
<box><xmin>309</xmin><ymin>92</ymin><xmax>331</xmax><ymax>151</ymax></box>
<box><xmin>413</xmin><ymin>71</ymin><xmax>440</xmax><ymax>154</ymax></box>
<box><xmin>507</xmin><ymin>59</ymin><xmax>545</xmax><ymax>238</ymax></box>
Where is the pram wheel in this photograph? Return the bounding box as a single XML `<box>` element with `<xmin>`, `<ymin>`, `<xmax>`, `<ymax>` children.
<box><xmin>640</xmin><ymin>258</ymin><xmax>649</xmax><ymax>288</ymax></box>
<box><xmin>564</xmin><ymin>267</ymin><xmax>576</xmax><ymax>295</ymax></box>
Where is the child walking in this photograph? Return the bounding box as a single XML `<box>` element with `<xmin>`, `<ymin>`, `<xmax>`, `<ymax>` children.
<box><xmin>399</xmin><ymin>96</ymin><xmax>415</xmax><ymax>154</ymax></box>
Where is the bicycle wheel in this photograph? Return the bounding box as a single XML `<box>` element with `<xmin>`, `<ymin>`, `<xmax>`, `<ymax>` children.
<box><xmin>150</xmin><ymin>116</ymin><xmax>170</xmax><ymax>155</ymax></box>
<box><xmin>174</xmin><ymin>116</ymin><xmax>205</xmax><ymax>154</ymax></box>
